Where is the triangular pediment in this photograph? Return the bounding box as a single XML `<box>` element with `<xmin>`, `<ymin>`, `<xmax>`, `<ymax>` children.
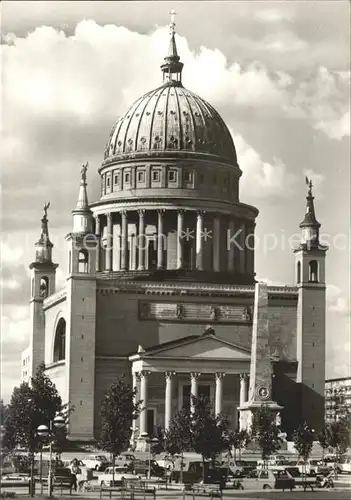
<box><xmin>144</xmin><ymin>334</ymin><xmax>251</xmax><ymax>360</ymax></box>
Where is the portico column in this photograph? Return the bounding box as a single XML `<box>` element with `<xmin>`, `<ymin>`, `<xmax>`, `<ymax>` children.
<box><xmin>120</xmin><ymin>210</ymin><xmax>128</xmax><ymax>271</ymax></box>
<box><xmin>213</xmin><ymin>215</ymin><xmax>220</xmax><ymax>272</ymax></box>
<box><xmin>131</xmin><ymin>372</ymin><xmax>140</xmax><ymax>444</ymax></box>
<box><xmin>215</xmin><ymin>373</ymin><xmax>225</xmax><ymax>416</ymax></box>
<box><xmin>227</xmin><ymin>218</ymin><xmax>235</xmax><ymax>271</ymax></box>
<box><xmin>157</xmin><ymin>209</ymin><xmax>165</xmax><ymax>269</ymax></box>
<box><xmin>94</xmin><ymin>215</ymin><xmax>101</xmax><ymax>272</ymax></box>
<box><xmin>139</xmin><ymin>371</ymin><xmax>150</xmax><ymax>436</ymax></box>
<box><xmin>177</xmin><ymin>210</ymin><xmax>184</xmax><ymax>269</ymax></box>
<box><xmin>190</xmin><ymin>372</ymin><xmax>200</xmax><ymax>413</ymax></box>
<box><xmin>196</xmin><ymin>211</ymin><xmax>204</xmax><ymax>270</ymax></box>
<box><xmin>105</xmin><ymin>213</ymin><xmax>113</xmax><ymax>271</ymax></box>
<box><xmin>240</xmin><ymin>374</ymin><xmax>248</xmax><ymax>406</ymax></box>
<box><xmin>138</xmin><ymin>209</ymin><xmax>146</xmax><ymax>271</ymax></box>
<box><xmin>164</xmin><ymin>372</ymin><xmax>175</xmax><ymax>431</ymax></box>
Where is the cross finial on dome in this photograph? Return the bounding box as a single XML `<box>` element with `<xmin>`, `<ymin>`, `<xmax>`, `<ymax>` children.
<box><xmin>169</xmin><ymin>9</ymin><xmax>177</xmax><ymax>34</ymax></box>
<box><xmin>161</xmin><ymin>10</ymin><xmax>184</xmax><ymax>84</ymax></box>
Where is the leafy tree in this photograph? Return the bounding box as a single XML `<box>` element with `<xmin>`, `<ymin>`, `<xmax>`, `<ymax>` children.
<box><xmin>251</xmin><ymin>405</ymin><xmax>282</xmax><ymax>465</ymax></box>
<box><xmin>325</xmin><ymin>418</ymin><xmax>350</xmax><ymax>461</ymax></box>
<box><xmin>293</xmin><ymin>422</ymin><xmax>314</xmax><ymax>465</ymax></box>
<box><xmin>164</xmin><ymin>407</ymin><xmax>193</xmax><ymax>483</ymax></box>
<box><xmin>3</xmin><ymin>364</ymin><xmax>66</xmax><ymax>496</ymax></box>
<box><xmin>229</xmin><ymin>429</ymin><xmax>251</xmax><ymax>460</ymax></box>
<box><xmin>4</xmin><ymin>364</ymin><xmax>64</xmax><ymax>453</ymax></box>
<box><xmin>318</xmin><ymin>425</ymin><xmax>331</xmax><ymax>461</ymax></box>
<box><xmin>98</xmin><ymin>376</ymin><xmax>142</xmax><ymax>484</ymax></box>
<box><xmin>190</xmin><ymin>396</ymin><xmax>230</xmax><ymax>481</ymax></box>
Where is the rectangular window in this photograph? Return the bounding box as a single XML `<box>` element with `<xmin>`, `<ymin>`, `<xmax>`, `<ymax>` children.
<box><xmin>152</xmin><ymin>170</ymin><xmax>160</xmax><ymax>182</ymax></box>
<box><xmin>107</xmin><ymin>177</ymin><xmax>110</xmax><ymax>187</ymax></box>
<box><xmin>114</xmin><ymin>172</ymin><xmax>119</xmax><ymax>184</ymax></box>
<box><xmin>125</xmin><ymin>172</ymin><xmax>131</xmax><ymax>183</ymax></box>
<box><xmin>137</xmin><ymin>171</ymin><xmax>145</xmax><ymax>182</ymax></box>
<box><xmin>168</xmin><ymin>170</ymin><xmax>177</xmax><ymax>182</ymax></box>
<box><xmin>184</xmin><ymin>170</ymin><xmax>192</xmax><ymax>182</ymax></box>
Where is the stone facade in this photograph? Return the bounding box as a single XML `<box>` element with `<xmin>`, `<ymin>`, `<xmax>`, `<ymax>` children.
<box><xmin>22</xmin><ymin>25</ymin><xmax>327</xmax><ymax>442</ymax></box>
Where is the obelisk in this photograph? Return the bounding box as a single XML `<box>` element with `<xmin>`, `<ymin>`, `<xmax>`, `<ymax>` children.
<box><xmin>238</xmin><ymin>282</ymin><xmax>282</xmax><ymax>430</ymax></box>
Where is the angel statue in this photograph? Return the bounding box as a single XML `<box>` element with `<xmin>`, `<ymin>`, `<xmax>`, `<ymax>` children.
<box><xmin>43</xmin><ymin>201</ymin><xmax>50</xmax><ymax>218</ymax></box>
<box><xmin>81</xmin><ymin>162</ymin><xmax>88</xmax><ymax>182</ymax></box>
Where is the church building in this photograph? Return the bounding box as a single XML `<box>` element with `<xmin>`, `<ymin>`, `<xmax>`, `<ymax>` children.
<box><xmin>23</xmin><ymin>19</ymin><xmax>327</xmax><ymax>444</ymax></box>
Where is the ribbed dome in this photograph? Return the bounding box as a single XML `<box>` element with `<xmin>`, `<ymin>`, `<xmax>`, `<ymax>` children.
<box><xmin>103</xmin><ymin>81</ymin><xmax>237</xmax><ymax>165</ymax></box>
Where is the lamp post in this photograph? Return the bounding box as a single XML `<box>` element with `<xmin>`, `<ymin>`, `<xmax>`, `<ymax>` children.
<box><xmin>37</xmin><ymin>414</ymin><xmax>66</xmax><ymax>497</ymax></box>
<box><xmin>140</xmin><ymin>432</ymin><xmax>159</xmax><ymax>479</ymax></box>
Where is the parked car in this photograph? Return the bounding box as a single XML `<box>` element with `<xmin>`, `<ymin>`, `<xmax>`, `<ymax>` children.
<box><xmin>114</xmin><ymin>454</ymin><xmax>135</xmax><ymax>468</ymax></box>
<box><xmin>132</xmin><ymin>459</ymin><xmax>165</xmax><ymax>478</ymax></box>
<box><xmin>339</xmin><ymin>457</ymin><xmax>351</xmax><ymax>474</ymax></box>
<box><xmin>241</xmin><ymin>469</ymin><xmax>295</xmax><ymax>490</ymax></box>
<box><xmin>0</xmin><ymin>473</ymin><xmax>31</xmax><ymax>486</ymax></box>
<box><xmin>84</xmin><ymin>455</ymin><xmax>110</xmax><ymax>471</ymax></box>
<box><xmin>222</xmin><ymin>459</ymin><xmax>255</xmax><ymax>477</ymax></box>
<box><xmin>156</xmin><ymin>454</ymin><xmax>176</xmax><ymax>470</ymax></box>
<box><xmin>99</xmin><ymin>466</ymin><xmax>140</xmax><ymax>487</ymax></box>
<box><xmin>257</xmin><ymin>459</ymin><xmax>291</xmax><ymax>471</ymax></box>
<box><xmin>171</xmin><ymin>460</ymin><xmax>227</xmax><ymax>488</ymax></box>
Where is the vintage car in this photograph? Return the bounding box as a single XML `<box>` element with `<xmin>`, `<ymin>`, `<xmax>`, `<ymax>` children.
<box><xmin>241</xmin><ymin>469</ymin><xmax>295</xmax><ymax>490</ymax></box>
<box><xmin>99</xmin><ymin>467</ymin><xmax>140</xmax><ymax>487</ymax></box>
<box><xmin>221</xmin><ymin>459</ymin><xmax>256</xmax><ymax>477</ymax></box>
<box><xmin>0</xmin><ymin>473</ymin><xmax>31</xmax><ymax>486</ymax></box>
<box><xmin>83</xmin><ymin>454</ymin><xmax>110</xmax><ymax>471</ymax></box>
<box><xmin>339</xmin><ymin>457</ymin><xmax>351</xmax><ymax>474</ymax></box>
<box><xmin>171</xmin><ymin>460</ymin><xmax>228</xmax><ymax>488</ymax></box>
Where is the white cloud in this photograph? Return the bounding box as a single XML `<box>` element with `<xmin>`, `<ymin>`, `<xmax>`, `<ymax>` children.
<box><xmin>255</xmin><ymin>9</ymin><xmax>293</xmax><ymax>23</ymax></box>
<box><xmin>327</xmin><ymin>285</ymin><xmax>350</xmax><ymax>316</ymax></box>
<box><xmin>233</xmin><ymin>133</ymin><xmax>296</xmax><ymax>198</ymax></box>
<box><xmin>315</xmin><ymin>110</ymin><xmax>350</xmax><ymax>140</ymax></box>
<box><xmin>1</xmin><ymin>242</ymin><xmax>24</xmax><ymax>263</ymax></box>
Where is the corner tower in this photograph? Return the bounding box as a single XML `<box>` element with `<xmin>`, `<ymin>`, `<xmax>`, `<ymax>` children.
<box><xmin>29</xmin><ymin>203</ymin><xmax>58</xmax><ymax>379</ymax></box>
<box><xmin>294</xmin><ymin>178</ymin><xmax>328</xmax><ymax>430</ymax></box>
<box><xmin>65</xmin><ymin>163</ymin><xmax>96</xmax><ymax>441</ymax></box>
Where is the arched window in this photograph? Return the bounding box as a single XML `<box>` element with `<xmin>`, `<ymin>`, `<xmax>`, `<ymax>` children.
<box><xmin>78</xmin><ymin>250</ymin><xmax>88</xmax><ymax>273</ymax></box>
<box><xmin>297</xmin><ymin>261</ymin><xmax>301</xmax><ymax>283</ymax></box>
<box><xmin>39</xmin><ymin>276</ymin><xmax>49</xmax><ymax>298</ymax></box>
<box><xmin>53</xmin><ymin>318</ymin><xmax>66</xmax><ymax>362</ymax></box>
<box><xmin>309</xmin><ymin>260</ymin><xmax>318</xmax><ymax>282</ymax></box>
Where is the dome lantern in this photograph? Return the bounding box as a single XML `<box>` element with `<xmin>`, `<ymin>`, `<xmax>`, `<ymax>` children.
<box><xmin>160</xmin><ymin>10</ymin><xmax>184</xmax><ymax>84</ymax></box>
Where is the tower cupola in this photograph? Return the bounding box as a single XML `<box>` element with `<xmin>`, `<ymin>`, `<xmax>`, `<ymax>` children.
<box><xmin>33</xmin><ymin>202</ymin><xmax>54</xmax><ymax>263</ymax></box>
<box><xmin>72</xmin><ymin>162</ymin><xmax>93</xmax><ymax>233</ymax></box>
<box><xmin>299</xmin><ymin>177</ymin><xmax>322</xmax><ymax>248</ymax></box>
<box><xmin>160</xmin><ymin>10</ymin><xmax>184</xmax><ymax>84</ymax></box>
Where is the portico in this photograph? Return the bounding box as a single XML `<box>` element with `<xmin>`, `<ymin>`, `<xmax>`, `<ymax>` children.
<box><xmin>128</xmin><ymin>328</ymin><xmax>251</xmax><ymax>450</ymax></box>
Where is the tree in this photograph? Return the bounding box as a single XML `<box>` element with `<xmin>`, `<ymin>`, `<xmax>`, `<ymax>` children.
<box><xmin>251</xmin><ymin>405</ymin><xmax>281</xmax><ymax>466</ymax></box>
<box><xmin>229</xmin><ymin>429</ymin><xmax>251</xmax><ymax>460</ymax></box>
<box><xmin>98</xmin><ymin>376</ymin><xmax>142</xmax><ymax>484</ymax></box>
<box><xmin>325</xmin><ymin>417</ymin><xmax>350</xmax><ymax>466</ymax></box>
<box><xmin>293</xmin><ymin>422</ymin><xmax>314</xmax><ymax>466</ymax></box>
<box><xmin>4</xmin><ymin>364</ymin><xmax>64</xmax><ymax>453</ymax></box>
<box><xmin>318</xmin><ymin>425</ymin><xmax>331</xmax><ymax>461</ymax></box>
<box><xmin>190</xmin><ymin>396</ymin><xmax>230</xmax><ymax>481</ymax></box>
<box><xmin>4</xmin><ymin>364</ymin><xmax>65</xmax><ymax>496</ymax></box>
<box><xmin>164</xmin><ymin>407</ymin><xmax>193</xmax><ymax>483</ymax></box>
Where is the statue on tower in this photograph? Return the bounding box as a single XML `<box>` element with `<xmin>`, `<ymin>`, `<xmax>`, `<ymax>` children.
<box><xmin>305</xmin><ymin>175</ymin><xmax>313</xmax><ymax>195</ymax></box>
<box><xmin>43</xmin><ymin>201</ymin><xmax>50</xmax><ymax>219</ymax></box>
<box><xmin>81</xmin><ymin>162</ymin><xmax>88</xmax><ymax>182</ymax></box>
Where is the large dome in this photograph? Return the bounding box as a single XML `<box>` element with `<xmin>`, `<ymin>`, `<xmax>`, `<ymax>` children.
<box><xmin>103</xmin><ymin>82</ymin><xmax>237</xmax><ymax>166</ymax></box>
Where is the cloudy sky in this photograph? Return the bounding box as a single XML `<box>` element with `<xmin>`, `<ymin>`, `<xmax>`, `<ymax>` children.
<box><xmin>1</xmin><ymin>0</ymin><xmax>350</xmax><ymax>402</ymax></box>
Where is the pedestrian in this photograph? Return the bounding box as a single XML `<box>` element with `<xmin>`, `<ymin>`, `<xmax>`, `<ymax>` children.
<box><xmin>71</xmin><ymin>458</ymin><xmax>81</xmax><ymax>492</ymax></box>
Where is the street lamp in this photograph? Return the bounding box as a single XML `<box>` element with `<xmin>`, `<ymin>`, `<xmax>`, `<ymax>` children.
<box><xmin>140</xmin><ymin>432</ymin><xmax>159</xmax><ymax>479</ymax></box>
<box><xmin>37</xmin><ymin>414</ymin><xmax>66</xmax><ymax>497</ymax></box>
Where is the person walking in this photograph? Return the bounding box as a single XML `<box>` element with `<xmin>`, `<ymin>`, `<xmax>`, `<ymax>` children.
<box><xmin>71</xmin><ymin>458</ymin><xmax>81</xmax><ymax>492</ymax></box>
